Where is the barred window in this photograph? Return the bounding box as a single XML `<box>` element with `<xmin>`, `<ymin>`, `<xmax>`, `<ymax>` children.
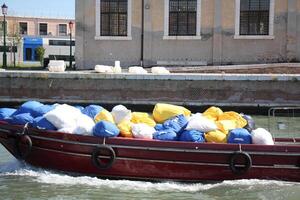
<box><xmin>169</xmin><ymin>0</ymin><xmax>197</xmax><ymax>36</ymax></box>
<box><xmin>59</xmin><ymin>24</ymin><xmax>67</xmax><ymax>36</ymax></box>
<box><xmin>240</xmin><ymin>0</ymin><xmax>270</xmax><ymax>35</ymax></box>
<box><xmin>39</xmin><ymin>23</ymin><xmax>48</xmax><ymax>36</ymax></box>
<box><xmin>19</xmin><ymin>22</ymin><xmax>28</xmax><ymax>35</ymax></box>
<box><xmin>101</xmin><ymin>0</ymin><xmax>128</xmax><ymax>36</ymax></box>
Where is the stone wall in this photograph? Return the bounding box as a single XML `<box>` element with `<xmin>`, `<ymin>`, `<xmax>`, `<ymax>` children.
<box><xmin>0</xmin><ymin>71</ymin><xmax>299</xmax><ymax>108</ymax></box>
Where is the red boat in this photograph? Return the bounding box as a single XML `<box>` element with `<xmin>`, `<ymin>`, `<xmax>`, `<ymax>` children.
<box><xmin>0</xmin><ymin>120</ymin><xmax>299</xmax><ymax>182</ymax></box>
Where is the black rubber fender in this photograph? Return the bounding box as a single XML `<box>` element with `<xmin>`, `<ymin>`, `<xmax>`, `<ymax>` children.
<box><xmin>15</xmin><ymin>135</ymin><xmax>32</xmax><ymax>160</ymax></box>
<box><xmin>92</xmin><ymin>145</ymin><xmax>116</xmax><ymax>170</ymax></box>
<box><xmin>229</xmin><ymin>151</ymin><xmax>252</xmax><ymax>175</ymax></box>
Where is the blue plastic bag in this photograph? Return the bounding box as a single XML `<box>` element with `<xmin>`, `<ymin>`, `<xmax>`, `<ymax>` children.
<box><xmin>5</xmin><ymin>113</ymin><xmax>34</xmax><ymax>125</ymax></box>
<box><xmin>179</xmin><ymin>130</ymin><xmax>205</xmax><ymax>143</ymax></box>
<box><xmin>32</xmin><ymin>116</ymin><xmax>57</xmax><ymax>131</ymax></box>
<box><xmin>162</xmin><ymin>114</ymin><xmax>188</xmax><ymax>134</ymax></box>
<box><xmin>153</xmin><ymin>129</ymin><xmax>177</xmax><ymax>141</ymax></box>
<box><xmin>0</xmin><ymin>108</ymin><xmax>17</xmax><ymax>120</ymax></box>
<box><xmin>32</xmin><ymin>104</ymin><xmax>56</xmax><ymax>117</ymax></box>
<box><xmin>93</xmin><ymin>121</ymin><xmax>120</xmax><ymax>137</ymax></box>
<box><xmin>228</xmin><ymin>128</ymin><xmax>252</xmax><ymax>144</ymax></box>
<box><xmin>14</xmin><ymin>101</ymin><xmax>44</xmax><ymax>116</ymax></box>
<box><xmin>154</xmin><ymin>124</ymin><xmax>164</xmax><ymax>131</ymax></box>
<box><xmin>82</xmin><ymin>105</ymin><xmax>103</xmax><ymax>119</ymax></box>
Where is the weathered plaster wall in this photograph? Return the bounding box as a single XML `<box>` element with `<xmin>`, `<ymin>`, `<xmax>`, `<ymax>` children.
<box><xmin>221</xmin><ymin>0</ymin><xmax>288</xmax><ymax>64</ymax></box>
<box><xmin>75</xmin><ymin>0</ymin><xmax>142</xmax><ymax>69</ymax></box>
<box><xmin>75</xmin><ymin>0</ymin><xmax>299</xmax><ymax>69</ymax></box>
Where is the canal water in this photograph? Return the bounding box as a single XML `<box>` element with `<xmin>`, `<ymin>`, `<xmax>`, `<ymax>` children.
<box><xmin>0</xmin><ymin>115</ymin><xmax>300</xmax><ymax>200</ymax></box>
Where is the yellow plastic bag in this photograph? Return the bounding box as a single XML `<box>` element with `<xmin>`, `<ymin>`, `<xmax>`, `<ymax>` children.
<box><xmin>117</xmin><ymin>120</ymin><xmax>133</xmax><ymax>138</ymax></box>
<box><xmin>216</xmin><ymin>120</ymin><xmax>237</xmax><ymax>134</ymax></box>
<box><xmin>94</xmin><ymin>109</ymin><xmax>115</xmax><ymax>124</ymax></box>
<box><xmin>203</xmin><ymin>106</ymin><xmax>223</xmax><ymax>121</ymax></box>
<box><xmin>153</xmin><ymin>103</ymin><xmax>191</xmax><ymax>123</ymax></box>
<box><xmin>205</xmin><ymin>130</ymin><xmax>227</xmax><ymax>143</ymax></box>
<box><xmin>218</xmin><ymin>111</ymin><xmax>247</xmax><ymax>128</ymax></box>
<box><xmin>131</xmin><ymin>112</ymin><xmax>156</xmax><ymax>127</ymax></box>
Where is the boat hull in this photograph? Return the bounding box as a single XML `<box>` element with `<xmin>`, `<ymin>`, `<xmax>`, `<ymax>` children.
<box><xmin>1</xmin><ymin>121</ymin><xmax>300</xmax><ymax>182</ymax></box>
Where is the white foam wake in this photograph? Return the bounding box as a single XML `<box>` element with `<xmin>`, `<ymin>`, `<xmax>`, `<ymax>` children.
<box><xmin>1</xmin><ymin>164</ymin><xmax>299</xmax><ymax>193</ymax></box>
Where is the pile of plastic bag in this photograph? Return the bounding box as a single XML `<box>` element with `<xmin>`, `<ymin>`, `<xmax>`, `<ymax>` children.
<box><xmin>0</xmin><ymin>101</ymin><xmax>274</xmax><ymax>145</ymax></box>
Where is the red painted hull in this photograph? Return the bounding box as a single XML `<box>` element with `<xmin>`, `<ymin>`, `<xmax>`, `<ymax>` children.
<box><xmin>0</xmin><ymin>121</ymin><xmax>300</xmax><ymax>182</ymax></box>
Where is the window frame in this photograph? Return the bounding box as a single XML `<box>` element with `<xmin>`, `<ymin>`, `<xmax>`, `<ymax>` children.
<box><xmin>95</xmin><ymin>0</ymin><xmax>132</xmax><ymax>40</ymax></box>
<box><xmin>19</xmin><ymin>22</ymin><xmax>28</xmax><ymax>35</ymax></box>
<box><xmin>164</xmin><ymin>0</ymin><xmax>202</xmax><ymax>40</ymax></box>
<box><xmin>39</xmin><ymin>23</ymin><xmax>48</xmax><ymax>36</ymax></box>
<box><xmin>58</xmin><ymin>24</ymin><xmax>68</xmax><ymax>36</ymax></box>
<box><xmin>234</xmin><ymin>0</ymin><xmax>275</xmax><ymax>39</ymax></box>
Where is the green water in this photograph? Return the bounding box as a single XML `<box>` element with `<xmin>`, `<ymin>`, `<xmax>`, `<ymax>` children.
<box><xmin>0</xmin><ymin>115</ymin><xmax>300</xmax><ymax>200</ymax></box>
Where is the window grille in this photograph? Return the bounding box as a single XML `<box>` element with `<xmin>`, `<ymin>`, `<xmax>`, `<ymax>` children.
<box><xmin>100</xmin><ymin>0</ymin><xmax>128</xmax><ymax>36</ymax></box>
<box><xmin>240</xmin><ymin>0</ymin><xmax>270</xmax><ymax>35</ymax></box>
<box><xmin>59</xmin><ymin>24</ymin><xmax>67</xmax><ymax>36</ymax></box>
<box><xmin>39</xmin><ymin>23</ymin><xmax>48</xmax><ymax>36</ymax></box>
<box><xmin>19</xmin><ymin>22</ymin><xmax>28</xmax><ymax>35</ymax></box>
<box><xmin>169</xmin><ymin>0</ymin><xmax>197</xmax><ymax>36</ymax></box>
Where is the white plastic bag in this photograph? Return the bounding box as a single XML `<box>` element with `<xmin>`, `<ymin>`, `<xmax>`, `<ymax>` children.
<box><xmin>48</xmin><ymin>60</ymin><xmax>66</xmax><ymax>72</ymax></box>
<box><xmin>73</xmin><ymin>114</ymin><xmax>95</xmax><ymax>135</ymax></box>
<box><xmin>151</xmin><ymin>67</ymin><xmax>170</xmax><ymax>74</ymax></box>
<box><xmin>251</xmin><ymin>128</ymin><xmax>274</xmax><ymax>145</ymax></box>
<box><xmin>131</xmin><ymin>124</ymin><xmax>156</xmax><ymax>139</ymax></box>
<box><xmin>185</xmin><ymin>115</ymin><xmax>217</xmax><ymax>133</ymax></box>
<box><xmin>111</xmin><ymin>105</ymin><xmax>132</xmax><ymax>124</ymax></box>
<box><xmin>94</xmin><ymin>65</ymin><xmax>114</xmax><ymax>73</ymax></box>
<box><xmin>44</xmin><ymin>104</ymin><xmax>81</xmax><ymax>129</ymax></box>
<box><xmin>58</xmin><ymin>127</ymin><xmax>76</xmax><ymax>134</ymax></box>
<box><xmin>128</xmin><ymin>67</ymin><xmax>148</xmax><ymax>74</ymax></box>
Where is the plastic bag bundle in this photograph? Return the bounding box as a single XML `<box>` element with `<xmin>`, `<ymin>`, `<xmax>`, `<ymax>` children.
<box><xmin>32</xmin><ymin>104</ymin><xmax>56</xmax><ymax>118</ymax></box>
<box><xmin>118</xmin><ymin>120</ymin><xmax>133</xmax><ymax>138</ymax></box>
<box><xmin>82</xmin><ymin>105</ymin><xmax>103</xmax><ymax>119</ymax></box>
<box><xmin>227</xmin><ymin>128</ymin><xmax>252</xmax><ymax>144</ymax></box>
<box><xmin>0</xmin><ymin>108</ymin><xmax>16</xmax><ymax>120</ymax></box>
<box><xmin>111</xmin><ymin>105</ymin><xmax>132</xmax><ymax>124</ymax></box>
<box><xmin>205</xmin><ymin>130</ymin><xmax>227</xmax><ymax>143</ymax></box>
<box><xmin>44</xmin><ymin>104</ymin><xmax>82</xmax><ymax>129</ymax></box>
<box><xmin>153</xmin><ymin>103</ymin><xmax>191</xmax><ymax>123</ymax></box>
<box><xmin>218</xmin><ymin>111</ymin><xmax>247</xmax><ymax>128</ymax></box>
<box><xmin>48</xmin><ymin>60</ymin><xmax>66</xmax><ymax>72</ymax></box>
<box><xmin>151</xmin><ymin>67</ymin><xmax>170</xmax><ymax>74</ymax></box>
<box><xmin>131</xmin><ymin>112</ymin><xmax>156</xmax><ymax>127</ymax></box>
<box><xmin>93</xmin><ymin>121</ymin><xmax>120</xmax><ymax>137</ymax></box>
<box><xmin>14</xmin><ymin>101</ymin><xmax>44</xmax><ymax>116</ymax></box>
<box><xmin>242</xmin><ymin>114</ymin><xmax>256</xmax><ymax>132</ymax></box>
<box><xmin>216</xmin><ymin>120</ymin><xmax>237</xmax><ymax>134</ymax></box>
<box><xmin>94</xmin><ymin>65</ymin><xmax>114</xmax><ymax>73</ymax></box>
<box><xmin>179</xmin><ymin>130</ymin><xmax>205</xmax><ymax>143</ymax></box>
<box><xmin>73</xmin><ymin>114</ymin><xmax>95</xmax><ymax>135</ymax></box>
<box><xmin>162</xmin><ymin>114</ymin><xmax>188</xmax><ymax>133</ymax></box>
<box><xmin>251</xmin><ymin>128</ymin><xmax>274</xmax><ymax>145</ymax></box>
<box><xmin>185</xmin><ymin>114</ymin><xmax>217</xmax><ymax>133</ymax></box>
<box><xmin>154</xmin><ymin>124</ymin><xmax>164</xmax><ymax>131</ymax></box>
<box><xmin>32</xmin><ymin>116</ymin><xmax>57</xmax><ymax>131</ymax></box>
<box><xmin>131</xmin><ymin>123</ymin><xmax>156</xmax><ymax>139</ymax></box>
<box><xmin>203</xmin><ymin>106</ymin><xmax>223</xmax><ymax>121</ymax></box>
<box><xmin>94</xmin><ymin>108</ymin><xmax>115</xmax><ymax>124</ymax></box>
<box><xmin>5</xmin><ymin>113</ymin><xmax>34</xmax><ymax>125</ymax></box>
<box><xmin>128</xmin><ymin>67</ymin><xmax>148</xmax><ymax>74</ymax></box>
<box><xmin>153</xmin><ymin>129</ymin><xmax>177</xmax><ymax>141</ymax></box>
